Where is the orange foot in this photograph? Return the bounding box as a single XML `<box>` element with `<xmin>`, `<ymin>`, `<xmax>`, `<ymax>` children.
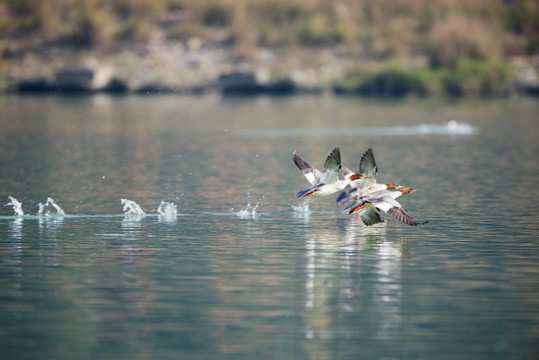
<box><xmin>348</xmin><ymin>204</ymin><xmax>365</xmax><ymax>214</ymax></box>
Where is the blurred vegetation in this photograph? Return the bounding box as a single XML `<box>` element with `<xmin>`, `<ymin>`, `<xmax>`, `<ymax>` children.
<box><xmin>334</xmin><ymin>60</ymin><xmax>511</xmax><ymax>97</ymax></box>
<box><xmin>334</xmin><ymin>68</ymin><xmax>428</xmax><ymax>97</ymax></box>
<box><xmin>0</xmin><ymin>0</ymin><xmax>537</xmax><ymax>95</ymax></box>
<box><xmin>1</xmin><ymin>0</ymin><xmax>536</xmax><ymax>52</ymax></box>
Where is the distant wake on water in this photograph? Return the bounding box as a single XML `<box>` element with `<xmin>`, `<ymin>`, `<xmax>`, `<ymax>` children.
<box><xmin>235</xmin><ymin>121</ymin><xmax>479</xmax><ymax>137</ymax></box>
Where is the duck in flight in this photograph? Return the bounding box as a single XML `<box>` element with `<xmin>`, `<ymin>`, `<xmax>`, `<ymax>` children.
<box><xmin>337</xmin><ymin>147</ymin><xmax>402</xmax><ymax>206</ymax></box>
<box><xmin>294</xmin><ymin>147</ymin><xmax>369</xmax><ymax>198</ymax></box>
<box><xmin>346</xmin><ymin>187</ymin><xmax>428</xmax><ymax>226</ymax></box>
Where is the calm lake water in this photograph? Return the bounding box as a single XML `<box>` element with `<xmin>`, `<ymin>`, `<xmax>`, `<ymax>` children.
<box><xmin>0</xmin><ymin>94</ymin><xmax>538</xmax><ymax>360</ymax></box>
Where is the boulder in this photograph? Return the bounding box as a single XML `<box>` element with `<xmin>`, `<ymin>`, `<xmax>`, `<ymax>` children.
<box><xmin>16</xmin><ymin>77</ymin><xmax>55</xmax><ymax>93</ymax></box>
<box><xmin>263</xmin><ymin>78</ymin><xmax>297</xmax><ymax>94</ymax></box>
<box><xmin>55</xmin><ymin>66</ymin><xmax>113</xmax><ymax>92</ymax></box>
<box><xmin>217</xmin><ymin>72</ymin><xmax>299</xmax><ymax>95</ymax></box>
<box><xmin>513</xmin><ymin>82</ymin><xmax>539</xmax><ymax>96</ymax></box>
<box><xmin>217</xmin><ymin>72</ymin><xmax>263</xmax><ymax>94</ymax></box>
<box><xmin>102</xmin><ymin>77</ymin><xmax>130</xmax><ymax>94</ymax></box>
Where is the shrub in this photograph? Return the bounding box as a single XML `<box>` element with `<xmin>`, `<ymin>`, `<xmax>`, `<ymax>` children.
<box><xmin>334</xmin><ymin>68</ymin><xmax>428</xmax><ymax>97</ymax></box>
<box><xmin>439</xmin><ymin>59</ymin><xmax>510</xmax><ymax>96</ymax></box>
<box><xmin>333</xmin><ymin>60</ymin><xmax>511</xmax><ymax>98</ymax></box>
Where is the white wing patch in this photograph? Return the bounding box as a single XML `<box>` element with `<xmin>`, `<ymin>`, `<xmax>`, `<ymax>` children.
<box><xmin>304</xmin><ymin>170</ymin><xmax>321</xmax><ymax>186</ymax></box>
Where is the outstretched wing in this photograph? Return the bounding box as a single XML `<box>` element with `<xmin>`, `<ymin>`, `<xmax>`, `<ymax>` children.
<box><xmin>358</xmin><ymin>147</ymin><xmax>377</xmax><ymax>188</ymax></box>
<box><xmin>360</xmin><ymin>202</ymin><xmax>384</xmax><ymax>226</ymax></box>
<box><xmin>294</xmin><ymin>151</ymin><xmax>322</xmax><ymax>185</ymax></box>
<box><xmin>321</xmin><ymin>147</ymin><xmax>341</xmax><ymax>184</ymax></box>
<box><xmin>386</xmin><ymin>207</ymin><xmax>428</xmax><ymax>226</ymax></box>
<box><xmin>336</xmin><ymin>188</ymin><xmax>356</xmax><ymax>205</ymax></box>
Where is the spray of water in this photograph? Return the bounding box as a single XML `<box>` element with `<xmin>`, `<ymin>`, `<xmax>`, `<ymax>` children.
<box><xmin>5</xmin><ymin>196</ymin><xmax>24</xmax><ymax>216</ymax></box>
<box><xmin>37</xmin><ymin>198</ymin><xmax>66</xmax><ymax>217</ymax></box>
<box><xmin>157</xmin><ymin>201</ymin><xmax>178</xmax><ymax>219</ymax></box>
<box><xmin>236</xmin><ymin>194</ymin><xmax>266</xmax><ymax>219</ymax></box>
<box><xmin>121</xmin><ymin>199</ymin><xmax>146</xmax><ymax>217</ymax></box>
<box><xmin>292</xmin><ymin>199</ymin><xmax>311</xmax><ymax>215</ymax></box>
<box><xmin>236</xmin><ymin>203</ymin><xmax>259</xmax><ymax>219</ymax></box>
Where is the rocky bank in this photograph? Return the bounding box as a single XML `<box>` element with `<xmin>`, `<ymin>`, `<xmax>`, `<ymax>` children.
<box><xmin>2</xmin><ymin>34</ymin><xmax>538</xmax><ymax>96</ymax></box>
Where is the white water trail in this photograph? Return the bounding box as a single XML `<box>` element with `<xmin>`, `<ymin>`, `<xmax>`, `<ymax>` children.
<box><xmin>5</xmin><ymin>196</ymin><xmax>24</xmax><ymax>216</ymax></box>
<box><xmin>121</xmin><ymin>199</ymin><xmax>146</xmax><ymax>217</ymax></box>
<box><xmin>237</xmin><ymin>120</ymin><xmax>479</xmax><ymax>137</ymax></box>
<box><xmin>37</xmin><ymin>197</ymin><xmax>66</xmax><ymax>217</ymax></box>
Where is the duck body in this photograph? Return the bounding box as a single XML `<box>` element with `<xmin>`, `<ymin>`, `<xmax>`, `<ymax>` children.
<box><xmin>337</xmin><ymin>147</ymin><xmax>401</xmax><ymax>205</ymax></box>
<box><xmin>294</xmin><ymin>147</ymin><xmax>367</xmax><ymax>198</ymax></box>
<box><xmin>296</xmin><ymin>175</ymin><xmax>363</xmax><ymax>197</ymax></box>
<box><xmin>337</xmin><ymin>181</ymin><xmax>400</xmax><ymax>205</ymax></box>
<box><xmin>346</xmin><ymin>187</ymin><xmax>428</xmax><ymax>226</ymax></box>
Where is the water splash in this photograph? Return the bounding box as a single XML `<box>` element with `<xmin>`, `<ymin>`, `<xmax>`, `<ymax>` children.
<box><xmin>121</xmin><ymin>199</ymin><xmax>146</xmax><ymax>217</ymax></box>
<box><xmin>236</xmin><ymin>203</ymin><xmax>259</xmax><ymax>219</ymax></box>
<box><xmin>157</xmin><ymin>201</ymin><xmax>178</xmax><ymax>221</ymax></box>
<box><xmin>5</xmin><ymin>196</ymin><xmax>24</xmax><ymax>216</ymax></box>
<box><xmin>235</xmin><ymin>194</ymin><xmax>265</xmax><ymax>219</ymax></box>
<box><xmin>292</xmin><ymin>199</ymin><xmax>312</xmax><ymax>218</ymax></box>
<box><xmin>37</xmin><ymin>197</ymin><xmax>66</xmax><ymax>217</ymax></box>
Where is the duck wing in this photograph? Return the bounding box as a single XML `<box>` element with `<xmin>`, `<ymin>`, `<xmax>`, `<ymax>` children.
<box><xmin>336</xmin><ymin>188</ymin><xmax>356</xmax><ymax>205</ymax></box>
<box><xmin>358</xmin><ymin>147</ymin><xmax>377</xmax><ymax>188</ymax></box>
<box><xmin>386</xmin><ymin>207</ymin><xmax>428</xmax><ymax>226</ymax></box>
<box><xmin>321</xmin><ymin>147</ymin><xmax>341</xmax><ymax>184</ymax></box>
<box><xmin>360</xmin><ymin>202</ymin><xmax>384</xmax><ymax>226</ymax></box>
<box><xmin>370</xmin><ymin>191</ymin><xmax>428</xmax><ymax>226</ymax></box>
<box><xmin>294</xmin><ymin>151</ymin><xmax>322</xmax><ymax>185</ymax></box>
<box><xmin>339</xmin><ymin>148</ymin><xmax>377</xmax><ymax>204</ymax></box>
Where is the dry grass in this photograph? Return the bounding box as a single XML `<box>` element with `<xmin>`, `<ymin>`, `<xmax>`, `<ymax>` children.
<box><xmin>0</xmin><ymin>0</ymin><xmax>536</xmax><ymax>82</ymax></box>
<box><xmin>426</xmin><ymin>14</ymin><xmax>502</xmax><ymax>68</ymax></box>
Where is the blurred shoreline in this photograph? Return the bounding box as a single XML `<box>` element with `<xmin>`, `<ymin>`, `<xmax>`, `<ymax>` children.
<box><xmin>1</xmin><ymin>0</ymin><xmax>538</xmax><ymax>97</ymax></box>
<box><xmin>4</xmin><ymin>41</ymin><xmax>538</xmax><ymax>98</ymax></box>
